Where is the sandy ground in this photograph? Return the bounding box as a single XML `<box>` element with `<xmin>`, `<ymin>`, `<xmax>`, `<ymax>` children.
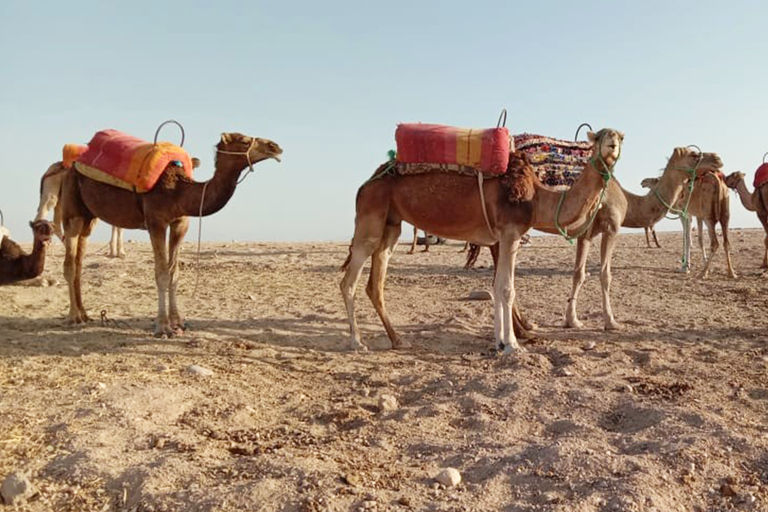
<box><xmin>1</xmin><ymin>229</ymin><xmax>767</xmax><ymax>512</ymax></box>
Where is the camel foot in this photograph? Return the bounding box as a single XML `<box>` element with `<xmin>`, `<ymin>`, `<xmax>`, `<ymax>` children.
<box><xmin>675</xmin><ymin>266</ymin><xmax>691</xmax><ymax>274</ymax></box>
<box><xmin>67</xmin><ymin>312</ymin><xmax>91</xmax><ymax>324</ymax></box>
<box><xmin>422</xmin><ymin>248</ymin><xmax>429</xmax><ymax>253</ymax></box>
<box><xmin>604</xmin><ymin>320</ymin><xmax>623</xmax><ymax>331</ymax></box>
<box><xmin>154</xmin><ymin>321</ymin><xmax>176</xmax><ymax>338</ymax></box>
<box><xmin>564</xmin><ymin>318</ymin><xmax>585</xmax><ymax>329</ymax></box>
<box><xmin>406</xmin><ymin>250</ymin><xmax>415</xmax><ymax>255</ymax></box>
<box><xmin>501</xmin><ymin>343</ymin><xmax>526</xmax><ymax>356</ymax></box>
<box><xmin>697</xmin><ymin>271</ymin><xmax>709</xmax><ymax>280</ymax></box>
<box><xmin>728</xmin><ymin>272</ymin><xmax>738</xmax><ymax>279</ymax></box>
<box><xmin>350</xmin><ymin>338</ymin><xmax>369</xmax><ymax>351</ymax></box>
<box><xmin>391</xmin><ymin>337</ymin><xmax>412</xmax><ymax>350</ymax></box>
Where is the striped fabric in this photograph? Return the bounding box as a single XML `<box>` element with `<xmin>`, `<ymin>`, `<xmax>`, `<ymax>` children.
<box><xmin>75</xmin><ymin>129</ymin><xmax>193</xmax><ymax>193</ymax></box>
<box><xmin>513</xmin><ymin>133</ymin><xmax>592</xmax><ymax>190</ymax></box>
<box><xmin>395</xmin><ymin>124</ymin><xmax>511</xmax><ymax>175</ymax></box>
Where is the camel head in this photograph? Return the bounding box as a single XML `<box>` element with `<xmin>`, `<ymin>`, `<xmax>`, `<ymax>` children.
<box><xmin>29</xmin><ymin>220</ymin><xmax>54</xmax><ymax>244</ymax></box>
<box><xmin>218</xmin><ymin>133</ymin><xmax>283</xmax><ymax>165</ymax></box>
<box><xmin>724</xmin><ymin>171</ymin><xmax>745</xmax><ymax>189</ymax></box>
<box><xmin>665</xmin><ymin>148</ymin><xmax>723</xmax><ymax>182</ymax></box>
<box><xmin>640</xmin><ymin>177</ymin><xmax>660</xmax><ymax>189</ymax></box>
<box><xmin>588</xmin><ymin>129</ymin><xmax>624</xmax><ymax>167</ymax></box>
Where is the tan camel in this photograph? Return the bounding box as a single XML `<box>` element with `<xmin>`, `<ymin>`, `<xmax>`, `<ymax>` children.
<box><xmin>561</xmin><ymin>149</ymin><xmax>723</xmax><ymax>329</ymax></box>
<box><xmin>467</xmin><ymin>148</ymin><xmax>723</xmax><ymax>331</ymax></box>
<box><xmin>725</xmin><ymin>171</ymin><xmax>768</xmax><ymax>268</ymax></box>
<box><xmin>639</xmin><ymin>177</ymin><xmax>662</xmax><ymax>248</ymax></box>
<box><xmin>58</xmin><ymin>133</ymin><xmax>282</xmax><ymax>336</ymax></box>
<box><xmin>38</xmin><ymin>157</ymin><xmax>200</xmax><ymax>258</ymax></box>
<box><xmin>341</xmin><ymin>128</ymin><xmax>624</xmax><ymax>355</ymax></box>
<box><xmin>408</xmin><ymin>226</ymin><xmax>430</xmax><ymax>254</ymax></box>
<box><xmin>675</xmin><ymin>171</ymin><xmax>736</xmax><ymax>278</ymax></box>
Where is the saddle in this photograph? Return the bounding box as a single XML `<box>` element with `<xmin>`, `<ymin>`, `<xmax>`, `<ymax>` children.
<box><xmin>74</xmin><ymin>129</ymin><xmax>194</xmax><ymax>193</ymax></box>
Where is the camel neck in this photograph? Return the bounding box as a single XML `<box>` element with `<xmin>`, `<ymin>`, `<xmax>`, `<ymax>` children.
<box><xmin>734</xmin><ymin>180</ymin><xmax>755</xmax><ymax>211</ymax></box>
<box><xmin>24</xmin><ymin>239</ymin><xmax>47</xmax><ymax>278</ymax></box>
<box><xmin>179</xmin><ymin>154</ymin><xmax>247</xmax><ymax>217</ymax></box>
<box><xmin>623</xmin><ymin>167</ymin><xmax>688</xmax><ymax>228</ymax></box>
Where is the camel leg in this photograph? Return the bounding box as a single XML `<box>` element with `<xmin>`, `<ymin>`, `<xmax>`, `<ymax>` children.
<box><xmin>758</xmin><ymin>213</ymin><xmax>768</xmax><ymax>269</ymax></box>
<box><xmin>366</xmin><ymin>222</ymin><xmax>405</xmax><ymax>349</ymax></box>
<box><xmin>564</xmin><ymin>236</ymin><xmax>592</xmax><ymax>328</ymax></box>
<box><xmin>644</xmin><ymin>228</ymin><xmax>651</xmax><ymax>249</ymax></box>
<box><xmin>148</xmin><ymin>224</ymin><xmax>173</xmax><ymax>337</ymax></box>
<box><xmin>459</xmin><ymin>241</ymin><xmax>469</xmax><ymax>253</ymax></box>
<box><xmin>36</xmin><ymin>179</ymin><xmax>64</xmax><ymax>240</ymax></box>
<box><xmin>168</xmin><ymin>217</ymin><xmax>190</xmax><ymax>332</ymax></box>
<box><xmin>495</xmin><ymin>237</ymin><xmax>523</xmax><ymax>355</ymax></box>
<box><xmin>63</xmin><ymin>226</ymin><xmax>85</xmax><ymax>323</ymax></box>
<box><xmin>408</xmin><ymin>226</ymin><xmax>417</xmax><ymax>254</ymax></box>
<box><xmin>599</xmin><ymin>231</ymin><xmax>621</xmax><ymax>330</ymax></box>
<box><xmin>698</xmin><ymin>219</ymin><xmax>718</xmax><ymax>279</ymax></box>
<box><xmin>652</xmin><ymin>227</ymin><xmax>661</xmax><ymax>248</ymax></box>
<box><xmin>341</xmin><ymin>213</ymin><xmax>387</xmax><ymax>350</ymax></box>
<box><xmin>422</xmin><ymin>231</ymin><xmax>430</xmax><ymax>252</ymax></box>
<box><xmin>679</xmin><ymin>216</ymin><xmax>691</xmax><ymax>273</ymax></box>
<box><xmin>720</xmin><ymin>215</ymin><xmax>737</xmax><ymax>278</ymax></box>
<box><xmin>697</xmin><ymin>217</ymin><xmax>707</xmax><ymax>265</ymax></box>
<box><xmin>108</xmin><ymin>227</ymin><xmax>126</xmax><ymax>258</ymax></box>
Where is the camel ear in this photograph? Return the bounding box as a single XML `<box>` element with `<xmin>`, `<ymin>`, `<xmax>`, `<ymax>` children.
<box><xmin>191</xmin><ymin>157</ymin><xmax>201</xmax><ymax>169</ymax></box>
<box><xmin>587</xmin><ymin>131</ymin><xmax>597</xmax><ymax>143</ymax></box>
<box><xmin>220</xmin><ymin>133</ymin><xmax>232</xmax><ymax>145</ymax></box>
<box><xmin>618</xmin><ymin>131</ymin><xmax>625</xmax><ymax>140</ymax></box>
<box><xmin>672</xmin><ymin>147</ymin><xmax>685</xmax><ymax>158</ymax></box>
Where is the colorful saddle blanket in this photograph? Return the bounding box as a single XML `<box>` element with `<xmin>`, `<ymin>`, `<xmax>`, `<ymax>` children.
<box><xmin>754</xmin><ymin>163</ymin><xmax>768</xmax><ymax>189</ymax></box>
<box><xmin>74</xmin><ymin>129</ymin><xmax>193</xmax><ymax>193</ymax></box>
<box><xmin>62</xmin><ymin>144</ymin><xmax>87</xmax><ymax>169</ymax></box>
<box><xmin>395</xmin><ymin>124</ymin><xmax>511</xmax><ymax>175</ymax></box>
<box><xmin>513</xmin><ymin>133</ymin><xmax>592</xmax><ymax>190</ymax></box>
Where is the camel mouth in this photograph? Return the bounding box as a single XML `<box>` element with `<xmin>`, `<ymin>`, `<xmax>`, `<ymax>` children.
<box><xmin>272</xmin><ymin>155</ymin><xmax>281</xmax><ymax>163</ymax></box>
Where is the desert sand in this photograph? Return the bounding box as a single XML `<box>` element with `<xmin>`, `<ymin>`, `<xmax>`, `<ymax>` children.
<box><xmin>1</xmin><ymin>229</ymin><xmax>767</xmax><ymax>511</ymax></box>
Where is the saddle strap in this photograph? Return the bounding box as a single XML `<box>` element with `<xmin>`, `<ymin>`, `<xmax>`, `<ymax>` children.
<box><xmin>476</xmin><ymin>171</ymin><xmax>495</xmax><ymax>239</ymax></box>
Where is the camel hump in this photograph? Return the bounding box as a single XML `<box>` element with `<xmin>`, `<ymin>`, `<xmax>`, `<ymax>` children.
<box><xmin>503</xmin><ymin>151</ymin><xmax>536</xmax><ymax>203</ymax></box>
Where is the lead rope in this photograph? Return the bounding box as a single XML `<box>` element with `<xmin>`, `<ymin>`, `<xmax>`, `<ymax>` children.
<box><xmin>476</xmin><ymin>171</ymin><xmax>495</xmax><ymax>238</ymax></box>
<box><xmin>192</xmin><ymin>139</ymin><xmax>255</xmax><ymax>298</ymax></box>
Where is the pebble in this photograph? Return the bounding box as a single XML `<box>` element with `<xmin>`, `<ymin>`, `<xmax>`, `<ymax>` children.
<box><xmin>468</xmin><ymin>290</ymin><xmax>493</xmax><ymax>301</ymax></box>
<box><xmin>1</xmin><ymin>472</ymin><xmax>35</xmax><ymax>506</ymax></box>
<box><xmin>435</xmin><ymin>468</ymin><xmax>461</xmax><ymax>487</ymax></box>
<box><xmin>583</xmin><ymin>341</ymin><xmax>597</xmax><ymax>351</ymax></box>
<box><xmin>557</xmin><ymin>368</ymin><xmax>573</xmax><ymax>377</ymax></box>
<box><xmin>186</xmin><ymin>365</ymin><xmax>214</xmax><ymax>377</ymax></box>
<box><xmin>378</xmin><ymin>394</ymin><xmax>398</xmax><ymax>412</ymax></box>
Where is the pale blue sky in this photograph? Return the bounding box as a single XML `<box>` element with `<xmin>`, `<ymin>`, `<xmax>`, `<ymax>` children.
<box><xmin>1</xmin><ymin>1</ymin><xmax>766</xmax><ymax>242</ymax></box>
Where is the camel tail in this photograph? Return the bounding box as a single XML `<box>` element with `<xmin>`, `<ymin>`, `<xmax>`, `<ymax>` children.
<box><xmin>464</xmin><ymin>243</ymin><xmax>482</xmax><ymax>269</ymax></box>
<box><xmin>340</xmin><ymin>241</ymin><xmax>353</xmax><ymax>272</ymax></box>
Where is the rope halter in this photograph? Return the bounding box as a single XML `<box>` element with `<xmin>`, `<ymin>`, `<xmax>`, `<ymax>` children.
<box><xmin>652</xmin><ymin>145</ymin><xmax>703</xmax><ymax>220</ymax></box>
<box><xmin>216</xmin><ymin>137</ymin><xmax>258</xmax><ymax>185</ymax></box>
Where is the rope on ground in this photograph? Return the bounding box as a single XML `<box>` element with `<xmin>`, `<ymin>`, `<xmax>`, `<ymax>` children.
<box><xmin>100</xmin><ymin>309</ymin><xmax>131</xmax><ymax>329</ymax></box>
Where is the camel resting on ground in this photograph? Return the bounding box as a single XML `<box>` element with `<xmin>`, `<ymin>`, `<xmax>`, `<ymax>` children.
<box><xmin>341</xmin><ymin>128</ymin><xmax>624</xmax><ymax>354</ymax></box>
<box><xmin>725</xmin><ymin>171</ymin><xmax>768</xmax><ymax>268</ymax></box>
<box><xmin>58</xmin><ymin>132</ymin><xmax>282</xmax><ymax>336</ymax></box>
<box><xmin>0</xmin><ymin>220</ymin><xmax>54</xmax><ymax>285</ymax></box>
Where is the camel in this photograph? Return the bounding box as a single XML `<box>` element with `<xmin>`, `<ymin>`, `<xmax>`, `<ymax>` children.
<box><xmin>639</xmin><ymin>177</ymin><xmax>663</xmax><ymax>248</ymax></box>
<box><xmin>0</xmin><ymin>220</ymin><xmax>54</xmax><ymax>285</ymax></box>
<box><xmin>725</xmin><ymin>171</ymin><xmax>768</xmax><ymax>268</ymax></box>
<box><xmin>408</xmin><ymin>226</ymin><xmax>430</xmax><ymax>254</ymax></box>
<box><xmin>340</xmin><ymin>128</ymin><xmax>624</xmax><ymax>355</ymax></box>
<box><xmin>467</xmin><ymin>148</ymin><xmax>723</xmax><ymax>331</ymax></box>
<box><xmin>675</xmin><ymin>171</ymin><xmax>736</xmax><ymax>278</ymax></box>
<box><xmin>58</xmin><ymin>132</ymin><xmax>282</xmax><ymax>336</ymax></box>
<box><xmin>38</xmin><ymin>157</ymin><xmax>200</xmax><ymax>258</ymax></box>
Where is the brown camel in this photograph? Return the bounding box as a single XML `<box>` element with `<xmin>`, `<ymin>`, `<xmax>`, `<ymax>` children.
<box><xmin>341</xmin><ymin>128</ymin><xmax>624</xmax><ymax>355</ymax></box>
<box><xmin>676</xmin><ymin>171</ymin><xmax>736</xmax><ymax>278</ymax></box>
<box><xmin>639</xmin><ymin>177</ymin><xmax>663</xmax><ymax>248</ymax></box>
<box><xmin>58</xmin><ymin>132</ymin><xmax>282</xmax><ymax>336</ymax></box>
<box><xmin>39</xmin><ymin>156</ymin><xmax>201</xmax><ymax>258</ymax></box>
<box><xmin>725</xmin><ymin>171</ymin><xmax>768</xmax><ymax>268</ymax></box>
<box><xmin>0</xmin><ymin>220</ymin><xmax>54</xmax><ymax>285</ymax></box>
<box><xmin>467</xmin><ymin>148</ymin><xmax>723</xmax><ymax>331</ymax></box>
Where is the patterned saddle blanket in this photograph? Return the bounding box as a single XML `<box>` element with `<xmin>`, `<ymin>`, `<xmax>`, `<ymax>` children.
<box><xmin>395</xmin><ymin>124</ymin><xmax>511</xmax><ymax>175</ymax></box>
<box><xmin>74</xmin><ymin>129</ymin><xmax>194</xmax><ymax>192</ymax></box>
<box><xmin>513</xmin><ymin>133</ymin><xmax>592</xmax><ymax>190</ymax></box>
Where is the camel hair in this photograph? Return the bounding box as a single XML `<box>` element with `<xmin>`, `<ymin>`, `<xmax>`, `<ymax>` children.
<box><xmin>674</xmin><ymin>171</ymin><xmax>736</xmax><ymax>278</ymax></box>
<box><xmin>725</xmin><ymin>171</ymin><xmax>768</xmax><ymax>268</ymax></box>
<box><xmin>639</xmin><ymin>177</ymin><xmax>663</xmax><ymax>248</ymax></box>
<box><xmin>38</xmin><ymin>156</ymin><xmax>201</xmax><ymax>258</ymax></box>
<box><xmin>58</xmin><ymin>132</ymin><xmax>282</xmax><ymax>336</ymax></box>
<box><xmin>0</xmin><ymin>220</ymin><xmax>54</xmax><ymax>285</ymax></box>
<box><xmin>468</xmin><ymin>147</ymin><xmax>723</xmax><ymax>331</ymax></box>
<box><xmin>341</xmin><ymin>128</ymin><xmax>624</xmax><ymax>355</ymax></box>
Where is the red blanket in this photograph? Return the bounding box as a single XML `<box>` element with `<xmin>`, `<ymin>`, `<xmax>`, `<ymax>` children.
<box><xmin>395</xmin><ymin>124</ymin><xmax>510</xmax><ymax>174</ymax></box>
<box><xmin>754</xmin><ymin>163</ymin><xmax>768</xmax><ymax>188</ymax></box>
<box><xmin>75</xmin><ymin>129</ymin><xmax>193</xmax><ymax>192</ymax></box>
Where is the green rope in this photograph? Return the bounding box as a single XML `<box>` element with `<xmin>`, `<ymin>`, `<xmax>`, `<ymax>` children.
<box><xmin>363</xmin><ymin>150</ymin><xmax>398</xmax><ymax>186</ymax></box>
<box><xmin>554</xmin><ymin>132</ymin><xmax>619</xmax><ymax>244</ymax></box>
